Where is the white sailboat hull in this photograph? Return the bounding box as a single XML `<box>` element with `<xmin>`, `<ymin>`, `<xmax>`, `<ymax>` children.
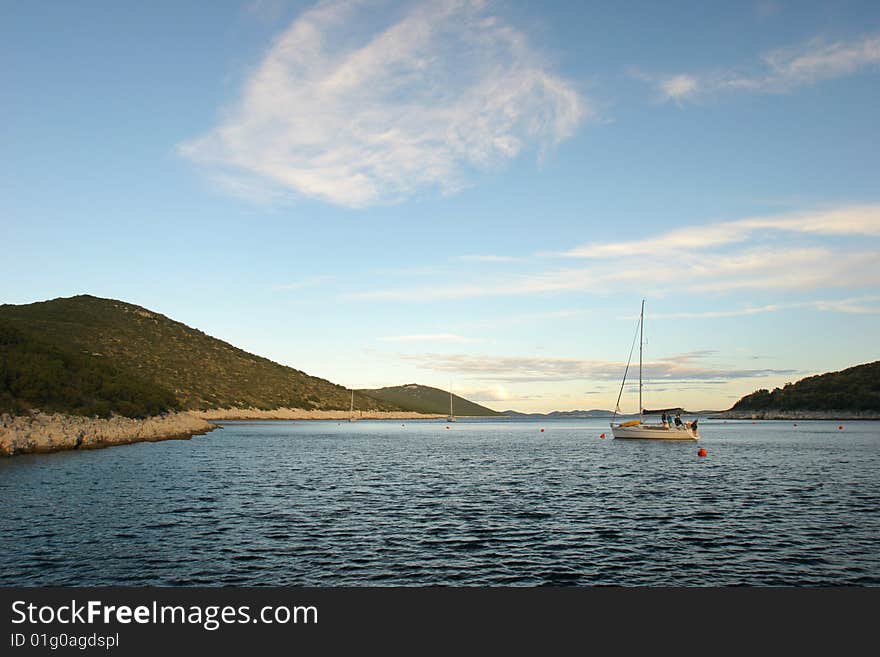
<box><xmin>611</xmin><ymin>423</ymin><xmax>698</xmax><ymax>441</ymax></box>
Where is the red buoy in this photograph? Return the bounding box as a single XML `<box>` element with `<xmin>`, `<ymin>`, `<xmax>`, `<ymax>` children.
<box><xmin>540</xmin><ymin>428</ymin><xmax>545</xmax><ymax>433</ymax></box>
<box><xmin>600</xmin><ymin>432</ymin><xmax>606</xmax><ymax>439</ymax></box>
<box><xmin>838</xmin><ymin>425</ymin><xmax>844</xmax><ymax>431</ymax></box>
<box><xmin>697</xmin><ymin>447</ymin><xmax>707</xmax><ymax>457</ymax></box>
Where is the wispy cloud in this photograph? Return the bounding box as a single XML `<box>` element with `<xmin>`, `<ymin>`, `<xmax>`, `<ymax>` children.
<box><xmin>656</xmin><ymin>350</ymin><xmax>719</xmax><ymax>362</ymax></box>
<box><xmin>555</xmin><ymin>205</ymin><xmax>880</xmax><ymax>258</ymax></box>
<box><xmin>272</xmin><ymin>275</ymin><xmax>334</xmax><ymax>291</ymax></box>
<box><xmin>642</xmin><ymin>31</ymin><xmax>880</xmax><ymax>103</ymax></box>
<box><xmin>347</xmin><ymin>204</ymin><xmax>880</xmax><ymax>301</ymax></box>
<box><xmin>808</xmin><ymin>297</ymin><xmax>880</xmax><ymax>314</ymax></box>
<box><xmin>646</xmin><ymin>296</ymin><xmax>880</xmax><ymax>319</ymax></box>
<box><xmin>657</xmin><ymin>74</ymin><xmax>699</xmax><ymax>105</ymax></box>
<box><xmin>179</xmin><ymin>0</ymin><xmax>588</xmax><ymax>207</ymax></box>
<box><xmin>349</xmin><ymin>247</ymin><xmax>878</xmax><ymax>300</ymax></box>
<box><xmin>401</xmin><ymin>352</ymin><xmax>794</xmax><ymax>384</ymax></box>
<box><xmin>456</xmin><ymin>385</ymin><xmax>524</xmax><ymax>402</ymax></box>
<box><xmin>379</xmin><ymin>333</ymin><xmax>480</xmax><ymax>343</ymax></box>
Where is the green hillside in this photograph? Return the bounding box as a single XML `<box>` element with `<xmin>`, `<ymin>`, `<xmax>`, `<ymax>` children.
<box><xmin>730</xmin><ymin>361</ymin><xmax>880</xmax><ymax>412</ymax></box>
<box><xmin>360</xmin><ymin>384</ymin><xmax>501</xmax><ymax>416</ymax></box>
<box><xmin>0</xmin><ymin>295</ymin><xmax>402</xmax><ymax>414</ymax></box>
<box><xmin>0</xmin><ymin>319</ymin><xmax>179</xmax><ymax>418</ymax></box>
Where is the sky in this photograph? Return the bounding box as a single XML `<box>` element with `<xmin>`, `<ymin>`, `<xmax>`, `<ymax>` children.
<box><xmin>2</xmin><ymin>0</ymin><xmax>879</xmax><ymax>413</ymax></box>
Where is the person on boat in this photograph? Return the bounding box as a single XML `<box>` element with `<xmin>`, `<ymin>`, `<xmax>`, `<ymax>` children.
<box><xmin>661</xmin><ymin>412</ymin><xmax>668</xmax><ymax>427</ymax></box>
<box><xmin>674</xmin><ymin>413</ymin><xmax>683</xmax><ymax>427</ymax></box>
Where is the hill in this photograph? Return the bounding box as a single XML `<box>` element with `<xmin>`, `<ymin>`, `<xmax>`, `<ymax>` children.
<box><xmin>360</xmin><ymin>384</ymin><xmax>502</xmax><ymax>417</ymax></box>
<box><xmin>729</xmin><ymin>361</ymin><xmax>880</xmax><ymax>413</ymax></box>
<box><xmin>0</xmin><ymin>295</ymin><xmax>402</xmax><ymax>415</ymax></box>
<box><xmin>501</xmin><ymin>409</ymin><xmax>614</xmax><ymax>418</ymax></box>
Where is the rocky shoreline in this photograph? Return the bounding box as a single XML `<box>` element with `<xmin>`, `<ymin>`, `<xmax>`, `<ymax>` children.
<box><xmin>0</xmin><ymin>407</ymin><xmax>451</xmax><ymax>457</ymax></box>
<box><xmin>0</xmin><ymin>411</ymin><xmax>216</xmax><ymax>457</ymax></box>
<box><xmin>711</xmin><ymin>410</ymin><xmax>880</xmax><ymax>420</ymax></box>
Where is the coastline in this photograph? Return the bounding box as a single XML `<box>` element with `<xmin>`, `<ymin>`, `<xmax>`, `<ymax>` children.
<box><xmin>0</xmin><ymin>407</ymin><xmax>447</xmax><ymax>457</ymax></box>
<box><xmin>0</xmin><ymin>411</ymin><xmax>216</xmax><ymax>457</ymax></box>
<box><xmin>712</xmin><ymin>410</ymin><xmax>880</xmax><ymax>420</ymax></box>
<box><xmin>193</xmin><ymin>407</ymin><xmax>446</xmax><ymax>421</ymax></box>
<box><xmin>10</xmin><ymin>405</ymin><xmax>875</xmax><ymax>457</ymax></box>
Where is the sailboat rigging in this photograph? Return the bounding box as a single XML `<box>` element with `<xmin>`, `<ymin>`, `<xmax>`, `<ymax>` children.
<box><xmin>610</xmin><ymin>300</ymin><xmax>699</xmax><ymax>441</ymax></box>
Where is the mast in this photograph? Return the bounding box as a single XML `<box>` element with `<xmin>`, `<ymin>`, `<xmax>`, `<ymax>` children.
<box><xmin>639</xmin><ymin>298</ymin><xmax>644</xmax><ymax>422</ymax></box>
<box><xmin>350</xmin><ymin>389</ymin><xmax>354</xmax><ymax>419</ymax></box>
<box><xmin>449</xmin><ymin>384</ymin><xmax>453</xmax><ymax>418</ymax></box>
<box><xmin>613</xmin><ymin>304</ymin><xmax>641</xmax><ymax>422</ymax></box>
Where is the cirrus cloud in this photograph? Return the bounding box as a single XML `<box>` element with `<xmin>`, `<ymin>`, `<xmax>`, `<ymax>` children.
<box><xmin>179</xmin><ymin>0</ymin><xmax>589</xmax><ymax>207</ymax></box>
<box><xmin>401</xmin><ymin>351</ymin><xmax>795</xmax><ymax>384</ymax></box>
<box><xmin>555</xmin><ymin>204</ymin><xmax>880</xmax><ymax>258</ymax></box>
<box><xmin>642</xmin><ymin>31</ymin><xmax>880</xmax><ymax>103</ymax></box>
<box><xmin>347</xmin><ymin>204</ymin><xmax>880</xmax><ymax>301</ymax></box>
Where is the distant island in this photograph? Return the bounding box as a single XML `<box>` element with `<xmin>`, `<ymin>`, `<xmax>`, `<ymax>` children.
<box><xmin>360</xmin><ymin>384</ymin><xmax>500</xmax><ymax>417</ymax></box>
<box><xmin>718</xmin><ymin>360</ymin><xmax>880</xmax><ymax>420</ymax></box>
<box><xmin>501</xmin><ymin>409</ymin><xmax>615</xmax><ymax>419</ymax></box>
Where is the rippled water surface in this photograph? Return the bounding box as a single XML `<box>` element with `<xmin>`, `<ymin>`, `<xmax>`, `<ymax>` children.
<box><xmin>2</xmin><ymin>419</ymin><xmax>878</xmax><ymax>586</ymax></box>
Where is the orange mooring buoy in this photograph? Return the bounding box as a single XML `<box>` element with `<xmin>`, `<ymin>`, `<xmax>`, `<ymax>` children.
<box><xmin>600</xmin><ymin>432</ymin><xmax>606</xmax><ymax>439</ymax></box>
<box><xmin>698</xmin><ymin>447</ymin><xmax>707</xmax><ymax>457</ymax></box>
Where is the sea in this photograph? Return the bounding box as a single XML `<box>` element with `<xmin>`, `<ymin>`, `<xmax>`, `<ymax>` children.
<box><xmin>1</xmin><ymin>418</ymin><xmax>878</xmax><ymax>586</ymax></box>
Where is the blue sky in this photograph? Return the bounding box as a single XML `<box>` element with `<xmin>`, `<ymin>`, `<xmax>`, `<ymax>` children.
<box><xmin>3</xmin><ymin>0</ymin><xmax>879</xmax><ymax>412</ymax></box>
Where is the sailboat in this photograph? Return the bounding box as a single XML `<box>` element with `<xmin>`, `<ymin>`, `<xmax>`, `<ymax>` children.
<box><xmin>610</xmin><ymin>300</ymin><xmax>699</xmax><ymax>441</ymax></box>
<box><xmin>446</xmin><ymin>386</ymin><xmax>455</xmax><ymax>423</ymax></box>
<box><xmin>349</xmin><ymin>389</ymin><xmax>356</xmax><ymax>422</ymax></box>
